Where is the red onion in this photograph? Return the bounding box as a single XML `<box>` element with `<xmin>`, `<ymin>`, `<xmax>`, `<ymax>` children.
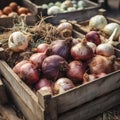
<box><xmin>57</xmin><ymin>22</ymin><xmax>73</xmax><ymax>39</ymax></box>
<box><xmin>85</xmin><ymin>31</ymin><xmax>101</xmax><ymax>45</ymax></box>
<box><xmin>71</xmin><ymin>39</ymin><xmax>94</xmax><ymax>61</ymax></box>
<box><xmin>67</xmin><ymin>60</ymin><xmax>86</xmax><ymax>84</ymax></box>
<box><xmin>13</xmin><ymin>60</ymin><xmax>29</xmax><ymax>75</ymax></box>
<box><xmin>37</xmin><ymin>43</ymin><xmax>49</xmax><ymax>53</ymax></box>
<box><xmin>54</xmin><ymin>77</ymin><xmax>75</xmax><ymax>94</ymax></box>
<box><xmin>42</xmin><ymin>55</ymin><xmax>68</xmax><ymax>81</ymax></box>
<box><xmin>88</xmin><ymin>55</ymin><xmax>114</xmax><ymax>74</ymax></box>
<box><xmin>50</xmin><ymin>38</ymin><xmax>72</xmax><ymax>59</ymax></box>
<box><xmin>20</xmin><ymin>62</ymin><xmax>40</xmax><ymax>85</ymax></box>
<box><xmin>29</xmin><ymin>52</ymin><xmax>47</xmax><ymax>68</ymax></box>
<box><xmin>35</xmin><ymin>78</ymin><xmax>51</xmax><ymax>90</ymax></box>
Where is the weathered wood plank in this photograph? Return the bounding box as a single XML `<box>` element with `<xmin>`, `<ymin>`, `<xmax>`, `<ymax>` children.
<box><xmin>37</xmin><ymin>90</ymin><xmax>58</xmax><ymax>120</ymax></box>
<box><xmin>59</xmin><ymin>88</ymin><xmax>120</xmax><ymax>120</ymax></box>
<box><xmin>0</xmin><ymin>60</ymin><xmax>44</xmax><ymax>120</ymax></box>
<box><xmin>53</xmin><ymin>70</ymin><xmax>120</xmax><ymax>114</ymax></box>
<box><xmin>0</xmin><ymin>78</ymin><xmax>8</xmax><ymax>105</ymax></box>
<box><xmin>0</xmin><ymin>105</ymin><xmax>23</xmax><ymax>120</ymax></box>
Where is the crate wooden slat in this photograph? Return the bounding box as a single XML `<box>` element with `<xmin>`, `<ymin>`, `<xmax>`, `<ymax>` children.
<box><xmin>0</xmin><ymin>77</ymin><xmax>8</xmax><ymax>105</ymax></box>
<box><xmin>58</xmin><ymin>88</ymin><xmax>120</xmax><ymax>120</ymax></box>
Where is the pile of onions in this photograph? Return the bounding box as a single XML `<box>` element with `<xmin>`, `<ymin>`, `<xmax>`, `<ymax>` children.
<box><xmin>89</xmin><ymin>15</ymin><xmax>107</xmax><ymax>30</ymax></box>
<box><xmin>50</xmin><ymin>38</ymin><xmax>72</xmax><ymax>59</ymax></box>
<box><xmin>54</xmin><ymin>77</ymin><xmax>75</xmax><ymax>94</ymax></box>
<box><xmin>42</xmin><ymin>55</ymin><xmax>69</xmax><ymax>81</ymax></box>
<box><xmin>71</xmin><ymin>39</ymin><xmax>94</xmax><ymax>61</ymax></box>
<box><xmin>57</xmin><ymin>22</ymin><xmax>73</xmax><ymax>39</ymax></box>
<box><xmin>88</xmin><ymin>55</ymin><xmax>114</xmax><ymax>74</ymax></box>
<box><xmin>67</xmin><ymin>60</ymin><xmax>87</xmax><ymax>84</ymax></box>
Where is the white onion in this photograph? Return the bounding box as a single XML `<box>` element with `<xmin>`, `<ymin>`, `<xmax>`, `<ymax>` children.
<box><xmin>103</xmin><ymin>22</ymin><xmax>120</xmax><ymax>40</ymax></box>
<box><xmin>89</xmin><ymin>15</ymin><xmax>107</xmax><ymax>30</ymax></box>
<box><xmin>8</xmin><ymin>31</ymin><xmax>29</xmax><ymax>52</ymax></box>
<box><xmin>47</xmin><ymin>6</ymin><xmax>62</xmax><ymax>15</ymax></box>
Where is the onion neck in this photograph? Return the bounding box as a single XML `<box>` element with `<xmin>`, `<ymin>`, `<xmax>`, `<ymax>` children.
<box><xmin>108</xmin><ymin>28</ymin><xmax>118</xmax><ymax>45</ymax></box>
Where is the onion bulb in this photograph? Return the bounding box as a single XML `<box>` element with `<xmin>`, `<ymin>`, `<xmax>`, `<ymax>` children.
<box><xmin>103</xmin><ymin>23</ymin><xmax>120</xmax><ymax>40</ymax></box>
<box><xmin>85</xmin><ymin>31</ymin><xmax>101</xmax><ymax>45</ymax></box>
<box><xmin>47</xmin><ymin>6</ymin><xmax>62</xmax><ymax>15</ymax></box>
<box><xmin>8</xmin><ymin>31</ymin><xmax>29</xmax><ymax>52</ymax></box>
<box><xmin>42</xmin><ymin>55</ymin><xmax>68</xmax><ymax>81</ymax></box>
<box><xmin>96</xmin><ymin>28</ymin><xmax>117</xmax><ymax>57</ymax></box>
<box><xmin>87</xmin><ymin>42</ymin><xmax>96</xmax><ymax>53</ymax></box>
<box><xmin>50</xmin><ymin>38</ymin><xmax>72</xmax><ymax>59</ymax></box>
<box><xmin>54</xmin><ymin>77</ymin><xmax>75</xmax><ymax>94</ymax></box>
<box><xmin>67</xmin><ymin>60</ymin><xmax>86</xmax><ymax>84</ymax></box>
<box><xmin>88</xmin><ymin>55</ymin><xmax>114</xmax><ymax>74</ymax></box>
<box><xmin>35</xmin><ymin>78</ymin><xmax>52</xmax><ymax>90</ymax></box>
<box><xmin>57</xmin><ymin>22</ymin><xmax>73</xmax><ymax>39</ymax></box>
<box><xmin>71</xmin><ymin>39</ymin><xmax>94</xmax><ymax>61</ymax></box>
<box><xmin>19</xmin><ymin>62</ymin><xmax>40</xmax><ymax>85</ymax></box>
<box><xmin>89</xmin><ymin>15</ymin><xmax>107</xmax><ymax>30</ymax></box>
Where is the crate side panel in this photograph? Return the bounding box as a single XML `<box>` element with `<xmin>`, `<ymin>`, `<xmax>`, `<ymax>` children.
<box><xmin>53</xmin><ymin>70</ymin><xmax>120</xmax><ymax>114</ymax></box>
<box><xmin>58</xmin><ymin>89</ymin><xmax>120</xmax><ymax>120</ymax></box>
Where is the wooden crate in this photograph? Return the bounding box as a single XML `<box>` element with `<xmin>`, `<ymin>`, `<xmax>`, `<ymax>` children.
<box><xmin>28</xmin><ymin>0</ymin><xmax>101</xmax><ymax>25</ymax></box>
<box><xmin>0</xmin><ymin>76</ymin><xmax>8</xmax><ymax>105</ymax></box>
<box><xmin>0</xmin><ymin>23</ymin><xmax>120</xmax><ymax>120</ymax></box>
<box><xmin>72</xmin><ymin>16</ymin><xmax>120</xmax><ymax>34</ymax></box>
<box><xmin>0</xmin><ymin>0</ymin><xmax>38</xmax><ymax>27</ymax></box>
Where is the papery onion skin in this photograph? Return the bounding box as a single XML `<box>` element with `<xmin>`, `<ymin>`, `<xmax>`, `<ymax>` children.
<box><xmin>85</xmin><ymin>31</ymin><xmax>101</xmax><ymax>45</ymax></box>
<box><xmin>35</xmin><ymin>78</ymin><xmax>51</xmax><ymax>90</ymax></box>
<box><xmin>67</xmin><ymin>60</ymin><xmax>86</xmax><ymax>83</ymax></box>
<box><xmin>13</xmin><ymin>60</ymin><xmax>29</xmax><ymax>75</ymax></box>
<box><xmin>96</xmin><ymin>43</ymin><xmax>114</xmax><ymax>57</ymax></box>
<box><xmin>42</xmin><ymin>55</ymin><xmax>68</xmax><ymax>81</ymax></box>
<box><xmin>50</xmin><ymin>38</ymin><xmax>72</xmax><ymax>59</ymax></box>
<box><xmin>89</xmin><ymin>15</ymin><xmax>107</xmax><ymax>30</ymax></box>
<box><xmin>20</xmin><ymin>62</ymin><xmax>40</xmax><ymax>85</ymax></box>
<box><xmin>29</xmin><ymin>52</ymin><xmax>47</xmax><ymax>68</ymax></box>
<box><xmin>54</xmin><ymin>77</ymin><xmax>75</xmax><ymax>94</ymax></box>
<box><xmin>71</xmin><ymin>40</ymin><xmax>94</xmax><ymax>61</ymax></box>
<box><xmin>88</xmin><ymin>55</ymin><xmax>114</xmax><ymax>74</ymax></box>
<box><xmin>37</xmin><ymin>43</ymin><xmax>49</xmax><ymax>53</ymax></box>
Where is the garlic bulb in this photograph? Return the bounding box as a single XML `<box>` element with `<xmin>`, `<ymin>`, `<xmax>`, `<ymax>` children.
<box><xmin>89</xmin><ymin>15</ymin><xmax>107</xmax><ymax>30</ymax></box>
<box><xmin>103</xmin><ymin>23</ymin><xmax>120</xmax><ymax>40</ymax></box>
<box><xmin>8</xmin><ymin>31</ymin><xmax>29</xmax><ymax>52</ymax></box>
